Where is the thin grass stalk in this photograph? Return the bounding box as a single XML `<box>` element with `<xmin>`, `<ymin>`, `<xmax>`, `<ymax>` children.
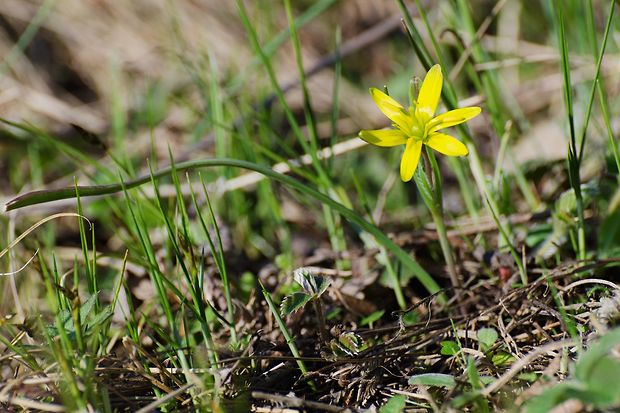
<box><xmin>120</xmin><ymin>181</ymin><xmax>176</xmax><ymax>330</ymax></box>
<box><xmin>486</xmin><ymin>198</ymin><xmax>526</xmax><ymax>285</ymax></box>
<box><xmin>448</xmin><ymin>158</ymin><xmax>480</xmax><ymax>220</ymax></box>
<box><xmin>108</xmin><ymin>250</ymin><xmax>130</xmax><ymax>348</ymax></box>
<box><xmin>252</xmin><ymin>141</ymin><xmax>295</xmax><ymax>264</ymax></box>
<box><xmin>507</xmin><ymin>151</ymin><xmax>540</xmax><ymax>211</ymax></box>
<box><xmin>426</xmin><ymin>148</ymin><xmax>443</xmax><ymax>201</ymax></box>
<box><xmin>407</xmin><ymin>0</ymin><xmax>527</xmax><ymax>238</ymax></box>
<box><xmin>0</xmin><ymin>333</ymin><xmax>39</xmax><ymax>371</ymax></box>
<box><xmin>585</xmin><ymin>0</ymin><xmax>598</xmax><ymax>56</ymax></box>
<box><xmin>597</xmin><ymin>81</ymin><xmax>620</xmax><ymax>176</ymax></box>
<box><xmin>197</xmin><ymin>259</ymin><xmax>219</xmax><ymax>366</ymax></box>
<box><xmin>148</xmin><ymin>161</ymin><xmax>210</xmax><ymax>365</ymax></box>
<box><xmin>74</xmin><ymin>181</ymin><xmax>97</xmax><ymax>301</ymax></box>
<box><xmin>51</xmin><ymin>255</ymin><xmax>68</xmax><ymax>312</ymax></box>
<box><xmin>207</xmin><ymin>56</ymin><xmax>228</xmax><ymax>160</ymax></box>
<box><xmin>328</xmin><ymin>27</ymin><xmax>341</xmax><ymax>173</ymax></box>
<box><xmin>109</xmin><ymin>62</ymin><xmax>133</xmax><ymax>175</ymax></box>
<box><xmin>6</xmin><ymin>158</ymin><xmax>437</xmax><ymax>301</ymax></box>
<box><xmin>282</xmin><ymin>0</ymin><xmax>349</xmax><ymax>268</ymax></box>
<box><xmin>547</xmin><ymin>280</ymin><xmax>580</xmax><ymax>344</ymax></box>
<box><xmin>71</xmin><ymin>263</ymin><xmax>86</xmax><ymax>354</ymax></box>
<box><xmin>227</xmin><ymin>0</ymin><xmax>337</xmax><ymax>93</ymax></box>
<box><xmin>454</xmin><ymin>0</ymin><xmax>505</xmax><ymax>133</ymax></box>
<box><xmin>551</xmin><ymin>0</ymin><xmax>585</xmax><ymax>260</ymax></box>
<box><xmin>187</xmin><ymin>178</ymin><xmax>222</xmax><ymax>363</ymax></box>
<box><xmin>0</xmin><ymin>0</ymin><xmax>54</xmax><ymax>76</ymax></box>
<box><xmin>577</xmin><ymin>0</ymin><xmax>615</xmax><ymax>164</ymax></box>
<box><xmin>49</xmin><ymin>338</ymin><xmax>85</xmax><ymax>409</ymax></box>
<box><xmin>122</xmin><ymin>176</ymin><xmax>236</xmax><ymax>335</ymax></box>
<box><xmin>283</xmin><ymin>0</ymin><xmax>319</xmax><ymax>155</ymax></box>
<box><xmin>492</xmin><ymin>125</ymin><xmax>511</xmax><ymax>191</ymax></box>
<box><xmin>199</xmin><ymin>174</ymin><xmax>238</xmax><ymax>343</ymax></box>
<box><xmin>351</xmin><ymin>176</ymin><xmax>406</xmax><ymax>309</ymax></box>
<box><xmin>235</xmin><ymin>0</ymin><xmax>331</xmax><ymax>186</ymax></box>
<box><xmin>41</xmin><ymin>258</ymin><xmax>84</xmax><ymax>408</ymax></box>
<box><xmin>259</xmin><ymin>281</ymin><xmax>308</xmax><ymax>376</ymax></box>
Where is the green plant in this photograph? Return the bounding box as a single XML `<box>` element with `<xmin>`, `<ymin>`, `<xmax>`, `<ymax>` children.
<box><xmin>281</xmin><ymin>267</ymin><xmax>331</xmax><ymax>342</ymax></box>
<box><xmin>359</xmin><ymin>64</ymin><xmax>481</xmax><ymax>289</ymax></box>
<box><xmin>524</xmin><ymin>328</ymin><xmax>620</xmax><ymax>412</ymax></box>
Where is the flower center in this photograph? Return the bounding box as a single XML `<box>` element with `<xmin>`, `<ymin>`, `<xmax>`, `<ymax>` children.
<box><xmin>407</xmin><ymin>113</ymin><xmax>426</xmax><ymax>141</ymax></box>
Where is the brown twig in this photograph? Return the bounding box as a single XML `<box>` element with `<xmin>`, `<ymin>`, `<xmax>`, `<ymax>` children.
<box><xmin>252</xmin><ymin>390</ymin><xmax>356</xmax><ymax>413</ymax></box>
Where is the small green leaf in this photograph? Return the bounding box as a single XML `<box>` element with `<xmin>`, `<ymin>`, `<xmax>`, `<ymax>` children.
<box><xmin>491</xmin><ymin>351</ymin><xmax>515</xmax><ymax>366</ymax></box>
<box><xmin>525</xmin><ymin>223</ymin><xmax>553</xmax><ymax>248</ymax></box>
<box><xmin>401</xmin><ymin>310</ymin><xmax>418</xmax><ymax>325</ymax></box>
<box><xmin>58</xmin><ymin>309</ymin><xmax>71</xmax><ymax>330</ymax></box>
<box><xmin>275</xmin><ymin>253</ymin><xmax>293</xmax><ymax>271</ymax></box>
<box><xmin>86</xmin><ymin>307</ymin><xmax>113</xmax><ymax>331</ymax></box>
<box><xmin>78</xmin><ymin>293</ymin><xmax>100</xmax><ymax>325</ymax></box>
<box><xmin>524</xmin><ymin>328</ymin><xmax>620</xmax><ymax>412</ymax></box>
<box><xmin>466</xmin><ymin>356</ymin><xmax>483</xmax><ymax>390</ymax></box>
<box><xmin>293</xmin><ymin>268</ymin><xmax>331</xmax><ymax>297</ymax></box>
<box><xmin>440</xmin><ymin>340</ymin><xmax>460</xmax><ymax>356</ymax></box>
<box><xmin>518</xmin><ymin>372</ymin><xmax>539</xmax><ymax>382</ymax></box>
<box><xmin>479</xmin><ymin>376</ymin><xmax>495</xmax><ymax>385</ymax></box>
<box><xmin>523</xmin><ymin>383</ymin><xmax>577</xmax><ymax>413</ymax></box>
<box><xmin>379</xmin><ymin>395</ymin><xmax>406</xmax><ymax>413</ymax></box>
<box><xmin>575</xmin><ymin>328</ymin><xmax>620</xmax><ymax>382</ymax></box>
<box><xmin>556</xmin><ymin>188</ymin><xmax>577</xmax><ymax>214</ymax></box>
<box><xmin>330</xmin><ymin>332</ymin><xmax>366</xmax><ymax>357</ymax></box>
<box><xmin>360</xmin><ymin>310</ymin><xmax>385</xmax><ymax>326</ymax></box>
<box><xmin>326</xmin><ymin>307</ymin><xmax>342</xmax><ymax>320</ymax></box>
<box><xmin>466</xmin><ymin>357</ymin><xmax>489</xmax><ymax>412</ymax></box>
<box><xmin>280</xmin><ymin>292</ymin><xmax>312</xmax><ymax>317</ymax></box>
<box><xmin>580</xmin><ymin>356</ymin><xmax>620</xmax><ymax>406</ymax></box>
<box><xmin>239</xmin><ymin>272</ymin><xmax>256</xmax><ymax>295</ymax></box>
<box><xmin>477</xmin><ymin>327</ymin><xmax>498</xmax><ymax>352</ymax></box>
<box><xmin>409</xmin><ymin>373</ymin><xmax>456</xmax><ymax>388</ymax></box>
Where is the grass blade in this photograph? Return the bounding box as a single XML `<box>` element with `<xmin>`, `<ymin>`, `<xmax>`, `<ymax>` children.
<box><xmin>6</xmin><ymin>158</ymin><xmax>443</xmax><ymax>301</ymax></box>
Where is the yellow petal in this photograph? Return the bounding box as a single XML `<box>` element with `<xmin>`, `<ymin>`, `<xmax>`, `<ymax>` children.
<box><xmin>415</xmin><ymin>64</ymin><xmax>443</xmax><ymax>124</ymax></box>
<box><xmin>400</xmin><ymin>139</ymin><xmax>423</xmax><ymax>182</ymax></box>
<box><xmin>359</xmin><ymin>129</ymin><xmax>408</xmax><ymax>147</ymax></box>
<box><xmin>426</xmin><ymin>133</ymin><xmax>468</xmax><ymax>156</ymax></box>
<box><xmin>427</xmin><ymin>107</ymin><xmax>481</xmax><ymax>134</ymax></box>
<box><xmin>369</xmin><ymin>88</ymin><xmax>410</xmax><ymax>130</ymax></box>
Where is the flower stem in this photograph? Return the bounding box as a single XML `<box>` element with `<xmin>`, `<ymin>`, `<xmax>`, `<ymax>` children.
<box><xmin>414</xmin><ymin>153</ymin><xmax>461</xmax><ymax>290</ymax></box>
<box><xmin>430</xmin><ymin>208</ymin><xmax>461</xmax><ymax>290</ymax></box>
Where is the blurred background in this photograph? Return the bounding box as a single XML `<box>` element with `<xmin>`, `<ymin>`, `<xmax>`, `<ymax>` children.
<box><xmin>1</xmin><ymin>0</ymin><xmax>594</xmax><ymax>198</ymax></box>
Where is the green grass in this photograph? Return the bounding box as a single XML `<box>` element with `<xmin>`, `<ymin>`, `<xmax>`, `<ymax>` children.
<box><xmin>1</xmin><ymin>0</ymin><xmax>620</xmax><ymax>411</ymax></box>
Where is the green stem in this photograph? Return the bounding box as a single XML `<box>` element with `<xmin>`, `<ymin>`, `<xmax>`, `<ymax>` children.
<box><xmin>260</xmin><ymin>281</ymin><xmax>312</xmax><ymax>385</ymax></box>
<box><xmin>413</xmin><ymin>160</ymin><xmax>460</xmax><ymax>290</ymax></box>
<box><xmin>431</xmin><ymin>209</ymin><xmax>460</xmax><ymax>290</ymax></box>
<box><xmin>551</xmin><ymin>0</ymin><xmax>585</xmax><ymax>261</ymax></box>
<box><xmin>426</xmin><ymin>150</ymin><xmax>460</xmax><ymax>289</ymax></box>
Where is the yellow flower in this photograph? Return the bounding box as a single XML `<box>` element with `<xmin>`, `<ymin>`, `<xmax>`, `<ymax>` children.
<box><xmin>359</xmin><ymin>64</ymin><xmax>481</xmax><ymax>182</ymax></box>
